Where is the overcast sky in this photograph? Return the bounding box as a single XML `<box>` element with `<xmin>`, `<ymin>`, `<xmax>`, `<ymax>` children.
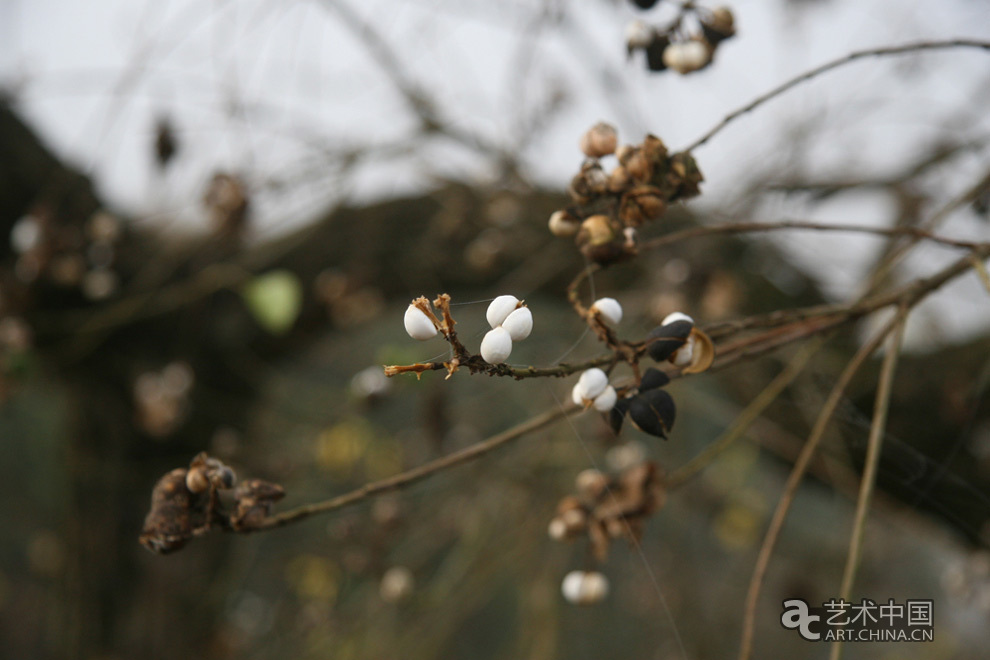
<box><xmin>2</xmin><ymin>0</ymin><xmax>989</xmax><ymax>346</ymax></box>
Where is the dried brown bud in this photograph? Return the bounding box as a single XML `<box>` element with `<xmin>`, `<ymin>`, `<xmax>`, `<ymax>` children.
<box><xmin>702</xmin><ymin>7</ymin><xmax>736</xmax><ymax>45</ymax></box>
<box><xmin>579</xmin><ymin>122</ymin><xmax>618</xmax><ymax>158</ymax></box>
<box><xmin>607</xmin><ymin>165</ymin><xmax>632</xmax><ymax>194</ymax></box>
<box><xmin>619</xmin><ymin>185</ymin><xmax>667</xmax><ymax>227</ymax></box>
<box><xmin>576</xmin><ymin>215</ymin><xmax>616</xmax><ymax>248</ymax></box>
<box><xmin>230</xmin><ymin>478</ymin><xmax>286</xmax><ymax>530</ymax></box>
<box><xmin>575</xmin><ymin>468</ymin><xmax>609</xmax><ymax>500</ymax></box>
<box><xmin>624</xmin><ymin>148</ymin><xmax>652</xmax><ymax>182</ymax></box>
<box><xmin>568</xmin><ymin>162</ymin><xmax>609</xmax><ymax>204</ymax></box>
<box><xmin>139</xmin><ymin>469</ymin><xmax>199</xmax><ymax>554</ymax></box>
<box><xmin>185</xmin><ymin>467</ymin><xmax>210</xmax><ymax>494</ymax></box>
<box><xmin>548</xmin><ymin>210</ymin><xmax>580</xmax><ymax>237</ymax></box>
<box><xmin>667</xmin><ymin>152</ymin><xmax>705</xmax><ymax>200</ymax></box>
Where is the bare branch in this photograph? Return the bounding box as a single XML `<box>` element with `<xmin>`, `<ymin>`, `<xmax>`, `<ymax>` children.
<box><xmin>685</xmin><ymin>39</ymin><xmax>990</xmax><ymax>152</ymax></box>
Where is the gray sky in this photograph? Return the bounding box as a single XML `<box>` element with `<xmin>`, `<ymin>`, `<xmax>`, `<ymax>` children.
<box><xmin>2</xmin><ymin>0</ymin><xmax>989</xmax><ymax>345</ymax></box>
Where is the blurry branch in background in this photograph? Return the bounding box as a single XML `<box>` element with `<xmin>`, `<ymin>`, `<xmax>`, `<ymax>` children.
<box><xmin>830</xmin><ymin>316</ymin><xmax>907</xmax><ymax>660</ymax></box>
<box><xmin>738</xmin><ymin>306</ymin><xmax>910</xmax><ymax>660</ymax></box>
<box><xmin>139</xmin><ymin>240</ymin><xmax>988</xmax><ymax>549</ymax></box>
<box><xmin>684</xmin><ymin>39</ymin><xmax>990</xmax><ymax>152</ymax></box>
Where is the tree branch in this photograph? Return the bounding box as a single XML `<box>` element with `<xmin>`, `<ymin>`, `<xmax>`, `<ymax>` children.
<box><xmin>684</xmin><ymin>39</ymin><xmax>990</xmax><ymax>152</ymax></box>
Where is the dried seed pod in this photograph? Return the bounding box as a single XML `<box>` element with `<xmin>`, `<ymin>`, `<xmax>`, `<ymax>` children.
<box><xmin>645</xmin><ymin>33</ymin><xmax>671</xmax><ymax>72</ymax></box>
<box><xmin>593</xmin><ymin>385</ymin><xmax>618</xmax><ymax>412</ymax></box>
<box><xmin>575</xmin><ymin>469</ymin><xmax>609</xmax><ymax>500</ymax></box>
<box><xmin>547</xmin><ymin>517</ymin><xmax>569</xmax><ymax>540</ymax></box>
<box><xmin>502</xmin><ymin>306</ymin><xmax>533</xmax><ymax>341</ymax></box>
<box><xmin>185</xmin><ymin>467</ymin><xmax>210</xmax><ymax>494</ymax></box>
<box><xmin>702</xmin><ymin>6</ymin><xmax>736</xmax><ymax>45</ymax></box>
<box><xmin>590</xmin><ymin>297</ymin><xmax>623</xmax><ymax>325</ymax></box>
<box><xmin>561</xmin><ymin>570</ymin><xmax>610</xmax><ymax>605</ymax></box>
<box><xmin>548</xmin><ymin>210</ymin><xmax>580</xmax><ymax>237</ymax></box>
<box><xmin>640</xmin><ymin>134</ymin><xmax>669</xmax><ymax>163</ymax></box>
<box><xmin>680</xmin><ymin>327</ymin><xmax>715</xmax><ymax>374</ymax></box>
<box><xmin>619</xmin><ymin>185</ymin><xmax>667</xmax><ymax>227</ymax></box>
<box><xmin>404</xmin><ymin>304</ymin><xmax>437</xmax><ymax>340</ymax></box>
<box><xmin>230</xmin><ymin>479</ymin><xmax>286</xmax><ymax>530</ymax></box>
<box><xmin>668</xmin><ymin>152</ymin><xmax>704</xmax><ymax>199</ymax></box>
<box><xmin>628</xmin><ymin>389</ymin><xmax>676</xmax><ymax>439</ymax></box>
<box><xmin>576</xmin><ymin>215</ymin><xmax>616</xmax><ymax>248</ymax></box>
<box><xmin>480</xmin><ymin>326</ymin><xmax>513</xmax><ymax>364</ymax></box>
<box><xmin>646</xmin><ymin>321</ymin><xmax>692</xmax><ymax>362</ymax></box>
<box><xmin>630</xmin><ymin>0</ymin><xmax>660</xmax><ymax>8</ymax></box>
<box><xmin>139</xmin><ymin>469</ymin><xmax>198</xmax><ymax>554</ymax></box>
<box><xmin>607</xmin><ymin>165</ymin><xmax>632</xmax><ymax>193</ymax></box>
<box><xmin>624</xmin><ymin>149</ymin><xmax>652</xmax><ymax>182</ymax></box>
<box><xmin>662</xmin><ymin>40</ymin><xmax>712</xmax><ymax>75</ymax></box>
<box><xmin>486</xmin><ymin>295</ymin><xmax>520</xmax><ymax>329</ymax></box>
<box><xmin>579</xmin><ymin>122</ymin><xmax>618</xmax><ymax>158</ymax></box>
<box><xmin>625</xmin><ymin>20</ymin><xmax>653</xmax><ymax>52</ymax></box>
<box><xmin>639</xmin><ymin>367</ymin><xmax>671</xmax><ymax>392</ymax></box>
<box><xmin>568</xmin><ymin>162</ymin><xmax>608</xmax><ymax>204</ymax></box>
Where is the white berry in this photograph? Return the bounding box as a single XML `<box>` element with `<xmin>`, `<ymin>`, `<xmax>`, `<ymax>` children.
<box><xmin>404</xmin><ymin>304</ymin><xmax>437</xmax><ymax>340</ymax></box>
<box><xmin>486</xmin><ymin>295</ymin><xmax>520</xmax><ymax>329</ymax></box>
<box><xmin>662</xmin><ymin>41</ymin><xmax>711</xmax><ymax>75</ymax></box>
<box><xmin>561</xmin><ymin>570</ymin><xmax>609</xmax><ymax>605</ymax></box>
<box><xmin>625</xmin><ymin>20</ymin><xmax>653</xmax><ymax>50</ymax></box>
<box><xmin>662</xmin><ymin>311</ymin><xmax>694</xmax><ymax>326</ymax></box>
<box><xmin>577</xmin><ymin>368</ymin><xmax>609</xmax><ymax>400</ymax></box>
<box><xmin>592</xmin><ymin>385</ymin><xmax>617</xmax><ymax>412</ymax></box>
<box><xmin>591</xmin><ymin>297</ymin><xmax>623</xmax><ymax>325</ymax></box>
<box><xmin>480</xmin><ymin>326</ymin><xmax>513</xmax><ymax>364</ymax></box>
<box><xmin>502</xmin><ymin>306</ymin><xmax>533</xmax><ymax>341</ymax></box>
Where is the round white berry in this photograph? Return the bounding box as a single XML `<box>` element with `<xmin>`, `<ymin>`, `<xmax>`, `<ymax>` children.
<box><xmin>592</xmin><ymin>385</ymin><xmax>617</xmax><ymax>412</ymax></box>
<box><xmin>662</xmin><ymin>41</ymin><xmax>711</xmax><ymax>75</ymax></box>
<box><xmin>502</xmin><ymin>306</ymin><xmax>533</xmax><ymax>341</ymax></box>
<box><xmin>561</xmin><ymin>570</ymin><xmax>610</xmax><ymax>605</ymax></box>
<box><xmin>625</xmin><ymin>19</ymin><xmax>653</xmax><ymax>50</ymax></box>
<box><xmin>591</xmin><ymin>297</ymin><xmax>623</xmax><ymax>325</ymax></box>
<box><xmin>577</xmin><ymin>368</ymin><xmax>609</xmax><ymax>400</ymax></box>
<box><xmin>404</xmin><ymin>304</ymin><xmax>437</xmax><ymax>340</ymax></box>
<box><xmin>486</xmin><ymin>295</ymin><xmax>520</xmax><ymax>329</ymax></box>
<box><xmin>548</xmin><ymin>210</ymin><xmax>579</xmax><ymax>237</ymax></box>
<box><xmin>672</xmin><ymin>336</ymin><xmax>695</xmax><ymax>367</ymax></box>
<box><xmin>662</xmin><ymin>311</ymin><xmax>694</xmax><ymax>326</ymax></box>
<box><xmin>480</xmin><ymin>326</ymin><xmax>513</xmax><ymax>364</ymax></box>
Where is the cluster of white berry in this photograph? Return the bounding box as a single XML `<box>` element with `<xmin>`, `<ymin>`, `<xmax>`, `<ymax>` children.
<box><xmin>402</xmin><ymin>294</ymin><xmax>533</xmax><ymax>365</ymax></box>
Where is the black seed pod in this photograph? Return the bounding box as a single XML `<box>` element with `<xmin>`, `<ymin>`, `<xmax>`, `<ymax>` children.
<box><xmin>607</xmin><ymin>397</ymin><xmax>632</xmax><ymax>434</ymax></box>
<box><xmin>646</xmin><ymin>320</ymin><xmax>692</xmax><ymax>361</ymax></box>
<box><xmin>631</xmin><ymin>0</ymin><xmax>661</xmax><ymax>8</ymax></box>
<box><xmin>645</xmin><ymin>34</ymin><xmax>670</xmax><ymax>72</ymax></box>
<box><xmin>639</xmin><ymin>367</ymin><xmax>671</xmax><ymax>391</ymax></box>
<box><xmin>629</xmin><ymin>389</ymin><xmax>676</xmax><ymax>439</ymax></box>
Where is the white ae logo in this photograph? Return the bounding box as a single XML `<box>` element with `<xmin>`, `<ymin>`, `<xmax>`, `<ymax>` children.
<box><xmin>781</xmin><ymin>599</ymin><xmax>821</xmax><ymax>641</ymax></box>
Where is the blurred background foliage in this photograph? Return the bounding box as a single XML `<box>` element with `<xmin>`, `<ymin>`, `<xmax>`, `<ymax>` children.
<box><xmin>1</xmin><ymin>0</ymin><xmax>990</xmax><ymax>659</ymax></box>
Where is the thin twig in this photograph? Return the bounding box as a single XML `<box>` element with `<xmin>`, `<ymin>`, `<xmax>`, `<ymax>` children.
<box><xmin>666</xmin><ymin>336</ymin><xmax>826</xmax><ymax>490</ymax></box>
<box><xmin>684</xmin><ymin>39</ymin><xmax>990</xmax><ymax>152</ymax></box>
<box><xmin>640</xmin><ymin>219</ymin><xmax>987</xmax><ymax>252</ymax></box>
<box><xmin>829</xmin><ymin>310</ymin><xmax>907</xmax><ymax>660</ymax></box>
<box><xmin>252</xmin><ymin>403</ymin><xmax>579</xmax><ymax>530</ymax></box>
<box><xmin>737</xmin><ymin>306</ymin><xmax>909</xmax><ymax>660</ymax></box>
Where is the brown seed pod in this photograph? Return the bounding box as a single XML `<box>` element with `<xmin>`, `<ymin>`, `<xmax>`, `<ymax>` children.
<box><xmin>185</xmin><ymin>466</ymin><xmax>210</xmax><ymax>494</ymax></box>
<box><xmin>679</xmin><ymin>327</ymin><xmax>715</xmax><ymax>374</ymax></box>
<box><xmin>702</xmin><ymin>7</ymin><xmax>736</xmax><ymax>45</ymax></box>
<box><xmin>607</xmin><ymin>165</ymin><xmax>632</xmax><ymax>194</ymax></box>
<box><xmin>139</xmin><ymin>469</ymin><xmax>199</xmax><ymax>554</ymax></box>
<box><xmin>568</xmin><ymin>162</ymin><xmax>608</xmax><ymax>204</ymax></box>
<box><xmin>579</xmin><ymin>122</ymin><xmax>618</xmax><ymax>158</ymax></box>
<box><xmin>548</xmin><ymin>210</ymin><xmax>580</xmax><ymax>237</ymax></box>
<box><xmin>619</xmin><ymin>185</ymin><xmax>667</xmax><ymax>227</ymax></box>
<box><xmin>668</xmin><ymin>151</ymin><xmax>704</xmax><ymax>199</ymax></box>
<box><xmin>576</xmin><ymin>215</ymin><xmax>616</xmax><ymax>248</ymax></box>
